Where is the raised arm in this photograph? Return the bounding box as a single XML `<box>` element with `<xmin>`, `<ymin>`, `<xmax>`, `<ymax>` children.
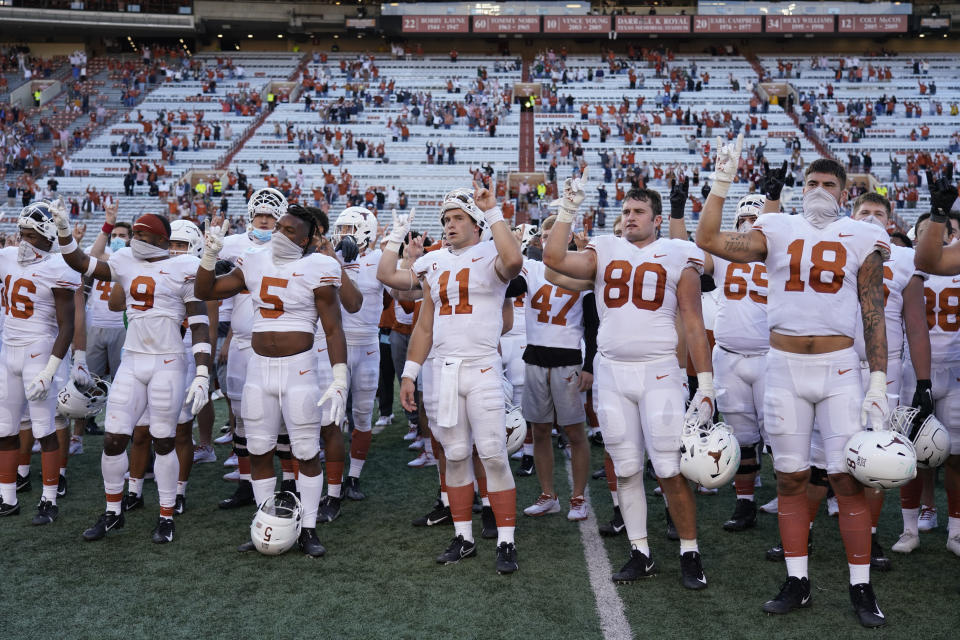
<box><xmin>52</xmin><ymin>200</ymin><xmax>112</xmax><ymax>281</ymax></box>
<box><xmin>668</xmin><ymin>178</ymin><xmax>714</xmax><ymax>275</ymax></box>
<box><xmin>89</xmin><ymin>202</ymin><xmax>118</xmax><ymax>259</ymax></box>
<box><xmin>377</xmin><ymin>210</ymin><xmax>422</xmax><ymax>290</ymax></box>
<box><xmin>915</xmin><ymin>169</ymin><xmax>960</xmax><ymax>274</ymax></box>
<box><xmin>542</xmin><ymin>169</ymin><xmax>598</xmax><ymax>281</ymax></box>
<box><xmin>317</xmin><ymin>236</ymin><xmax>362</xmax><ymax>313</ymax></box>
<box><xmin>194</xmin><ymin>223</ymin><xmax>246</xmax><ymax>300</ymax></box>
<box><xmin>472</xmin><ymin>181</ymin><xmax>522</xmax><ymax>282</ymax></box>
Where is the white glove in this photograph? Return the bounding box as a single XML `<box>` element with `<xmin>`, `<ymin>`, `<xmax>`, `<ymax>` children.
<box><xmin>318</xmin><ymin>362</ymin><xmax>349</xmax><ymax>427</ymax></box>
<box><xmin>185</xmin><ymin>365</ymin><xmax>210</xmax><ymax>415</ymax></box>
<box><xmin>26</xmin><ymin>355</ymin><xmax>62</xmax><ymax>401</ymax></box>
<box><xmin>549</xmin><ymin>166</ymin><xmax>589</xmax><ymax>223</ymax></box>
<box><xmin>200</xmin><ymin>223</ymin><xmax>225</xmax><ymax>271</ymax></box>
<box><xmin>386</xmin><ymin>207</ymin><xmax>415</xmax><ymax>252</ymax></box>
<box><xmin>683</xmin><ymin>372</ymin><xmax>716</xmax><ymax>428</ymax></box>
<box><xmin>51</xmin><ymin>198</ymin><xmax>71</xmax><ymax>238</ymax></box>
<box><xmin>71</xmin><ymin>350</ymin><xmax>94</xmax><ymax>391</ymax></box>
<box><xmin>861</xmin><ymin>371</ymin><xmax>889</xmax><ymax>429</ymax></box>
<box><xmin>709</xmin><ymin>134</ymin><xmax>743</xmax><ymax>198</ymax></box>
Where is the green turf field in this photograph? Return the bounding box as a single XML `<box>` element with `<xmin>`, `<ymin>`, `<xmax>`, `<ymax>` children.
<box><xmin>3</xmin><ymin>396</ymin><xmax>958</xmax><ymax>640</ymax></box>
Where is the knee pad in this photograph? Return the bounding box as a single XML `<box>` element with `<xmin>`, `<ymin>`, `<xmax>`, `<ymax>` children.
<box><xmin>442</xmin><ymin>439</ymin><xmax>471</xmax><ymax>463</ymax></box>
<box><xmin>240</xmin><ymin>384</ymin><xmax>264</xmax><ymax>423</ymax></box>
<box><xmin>246</xmin><ymin>432</ymin><xmax>278</xmax><ymax>456</ymax></box>
<box><xmin>289</xmin><ymin>430</ymin><xmax>320</xmax><ymax>461</ymax></box>
<box><xmin>606</xmin><ymin>442</ymin><xmax>643</xmax><ymax>478</ymax></box>
<box><xmin>809</xmin><ymin>466</ymin><xmax>829</xmax><ymax>487</ymax></box>
<box><xmin>284</xmin><ymin>385</ymin><xmax>323</xmax><ymax>428</ymax></box>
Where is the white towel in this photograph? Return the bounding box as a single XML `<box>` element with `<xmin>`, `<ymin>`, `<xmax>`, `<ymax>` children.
<box><xmin>437</xmin><ymin>357</ymin><xmax>463</xmax><ymax>428</ymax></box>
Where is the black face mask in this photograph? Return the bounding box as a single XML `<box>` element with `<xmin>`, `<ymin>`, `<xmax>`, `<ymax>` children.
<box><xmin>525</xmin><ymin>246</ymin><xmax>543</xmax><ymax>261</ymax></box>
<box><xmin>337</xmin><ymin>235</ymin><xmax>359</xmax><ymax>263</ymax></box>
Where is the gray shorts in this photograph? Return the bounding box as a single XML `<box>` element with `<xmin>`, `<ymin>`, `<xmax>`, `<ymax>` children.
<box><xmin>86</xmin><ymin>325</ymin><xmax>125</xmax><ymax>379</ymax></box>
<box><xmin>521</xmin><ymin>363</ymin><xmax>586</xmax><ymax>426</ymax></box>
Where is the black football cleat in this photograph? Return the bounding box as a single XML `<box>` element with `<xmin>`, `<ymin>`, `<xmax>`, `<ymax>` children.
<box><xmin>174</xmin><ymin>495</ymin><xmax>186</xmax><ymax>515</ymax></box>
<box><xmin>32</xmin><ymin>498</ymin><xmax>58</xmax><ymax>525</ymax></box>
<box><xmin>599</xmin><ymin>506</ymin><xmax>626</xmax><ymax>537</ymax></box>
<box><xmin>763</xmin><ymin>576</ymin><xmax>812</xmax><ymax>614</ymax></box>
<box><xmin>0</xmin><ymin>501</ymin><xmax>20</xmax><ymax>517</ymax></box>
<box><xmin>122</xmin><ymin>492</ymin><xmax>144</xmax><ymax>512</ymax></box>
<box><xmin>16</xmin><ymin>473</ymin><xmax>31</xmax><ymax>493</ymax></box>
<box><xmin>57</xmin><ymin>475</ymin><xmax>67</xmax><ymax>498</ymax></box>
<box><xmin>436</xmin><ymin>534</ymin><xmax>477</xmax><ymax>564</ymax></box>
<box><xmin>613</xmin><ymin>549</ymin><xmax>658</xmax><ymax>583</ymax></box>
<box><xmin>588</xmin><ymin>430</ymin><xmax>604</xmax><ymax>447</ymax></box>
<box><xmin>343</xmin><ymin>476</ymin><xmax>365</xmax><ymax>501</ymax></box>
<box><xmin>849</xmin><ymin>583</ymin><xmax>886</xmax><ymax>628</ymax></box>
<box><xmin>218</xmin><ymin>481</ymin><xmax>255</xmax><ymax>509</ymax></box>
<box><xmin>870</xmin><ymin>533</ymin><xmax>891</xmax><ymax>572</ymax></box>
<box><xmin>237</xmin><ymin>540</ymin><xmax>257</xmax><ymax>552</ymax></box>
<box><xmin>151</xmin><ymin>517</ymin><xmax>175</xmax><ymax>544</ymax></box>
<box><xmin>318</xmin><ymin>495</ymin><xmax>342</xmax><ymax>523</ymax></box>
<box><xmin>298</xmin><ymin>527</ymin><xmax>326</xmax><ymax>557</ymax></box>
<box><xmin>82</xmin><ymin>510</ymin><xmax>124</xmax><ymax>541</ymax></box>
<box><xmin>723</xmin><ymin>499</ymin><xmax>757</xmax><ymax>532</ymax></box>
<box><xmin>516</xmin><ymin>455</ymin><xmax>535</xmax><ymax>477</ymax></box>
<box><xmin>665</xmin><ymin>505</ymin><xmax>679</xmax><ymax>541</ymax></box>
<box><xmin>591</xmin><ymin>467</ymin><xmax>607</xmax><ymax>480</ymax></box>
<box><xmin>495</xmin><ymin>542</ymin><xmax>518</xmax><ymax>575</ymax></box>
<box><xmin>480</xmin><ymin>505</ymin><xmax>497</xmax><ymax>539</ymax></box>
<box><xmin>680</xmin><ymin>551</ymin><xmax>708</xmax><ymax>590</ymax></box>
<box><xmin>412</xmin><ymin>499</ymin><xmax>451</xmax><ymax>527</ymax></box>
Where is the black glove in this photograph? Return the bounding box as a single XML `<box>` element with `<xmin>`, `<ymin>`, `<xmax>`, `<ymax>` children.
<box><xmin>669</xmin><ymin>177</ymin><xmax>689</xmax><ymax>219</ymax></box>
<box><xmin>336</xmin><ymin>235</ymin><xmax>359</xmax><ymax>263</ymax></box>
<box><xmin>760</xmin><ymin>160</ymin><xmax>787</xmax><ymax>201</ymax></box>
<box><xmin>911</xmin><ymin>379</ymin><xmax>934</xmax><ymax>420</ymax></box>
<box><xmin>926</xmin><ymin>166</ymin><xmax>957</xmax><ymax>220</ymax></box>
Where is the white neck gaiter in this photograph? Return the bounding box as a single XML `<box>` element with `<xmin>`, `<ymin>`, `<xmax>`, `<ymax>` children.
<box><xmin>17</xmin><ymin>241</ymin><xmax>49</xmax><ymax>266</ymax></box>
<box><xmin>131</xmin><ymin>238</ymin><xmax>170</xmax><ymax>260</ymax></box>
<box><xmin>271</xmin><ymin>232</ymin><xmax>304</xmax><ymax>266</ymax></box>
<box><xmin>802</xmin><ymin>187</ymin><xmax>841</xmax><ymax>229</ymax></box>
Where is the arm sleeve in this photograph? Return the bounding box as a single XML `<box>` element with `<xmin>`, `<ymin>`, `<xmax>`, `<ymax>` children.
<box><xmin>581</xmin><ymin>292</ymin><xmax>599</xmax><ymax>375</ymax></box>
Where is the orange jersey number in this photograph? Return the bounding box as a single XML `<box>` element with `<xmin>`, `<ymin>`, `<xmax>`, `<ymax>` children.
<box><xmin>529</xmin><ymin>284</ymin><xmax>580</xmax><ymax>326</ymax></box>
<box><xmin>785</xmin><ymin>239</ymin><xmax>846</xmax><ymax>294</ymax></box>
<box><xmin>925</xmin><ymin>286</ymin><xmax>960</xmax><ymax>332</ymax></box>
<box><xmin>437</xmin><ymin>268</ymin><xmax>473</xmax><ymax>316</ymax></box>
<box><xmin>722</xmin><ymin>263</ymin><xmax>767</xmax><ymax>304</ymax></box>
<box><xmin>4</xmin><ymin>276</ymin><xmax>36</xmax><ymax>319</ymax></box>
<box><xmin>129</xmin><ymin>275</ymin><xmax>156</xmax><ymax>311</ymax></box>
<box><xmin>259</xmin><ymin>277</ymin><xmax>289</xmax><ymax>319</ymax></box>
<box><xmin>602</xmin><ymin>260</ymin><xmax>666</xmax><ymax>311</ymax></box>
<box><xmin>95</xmin><ymin>279</ymin><xmax>112</xmax><ymax>301</ymax></box>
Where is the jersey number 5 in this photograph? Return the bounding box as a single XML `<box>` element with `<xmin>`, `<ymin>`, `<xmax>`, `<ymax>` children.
<box><xmin>260</xmin><ymin>277</ymin><xmax>289</xmax><ymax>319</ymax></box>
<box><xmin>602</xmin><ymin>260</ymin><xmax>666</xmax><ymax>311</ymax></box>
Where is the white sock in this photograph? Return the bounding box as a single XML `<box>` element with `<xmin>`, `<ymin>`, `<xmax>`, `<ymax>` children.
<box><xmin>251</xmin><ymin>477</ymin><xmax>276</xmax><ymax>507</ymax></box>
<box><xmin>176</xmin><ymin>480</ymin><xmax>188</xmax><ymax>496</ymax></box>
<box><xmin>299</xmin><ymin>472</ymin><xmax>323</xmax><ymax>529</ymax></box>
<box><xmin>630</xmin><ymin>538</ymin><xmax>650</xmax><ymax>555</ymax></box>
<box><xmin>17</xmin><ymin>464</ymin><xmax>29</xmax><ymax>478</ymax></box>
<box><xmin>522</xmin><ymin>442</ymin><xmax>534</xmax><ymax>456</ymax></box>
<box><xmin>281</xmin><ymin>469</ymin><xmax>295</xmax><ymax>482</ymax></box>
<box><xmin>153</xmin><ymin>450</ymin><xmax>179</xmax><ymax>511</ymax></box>
<box><xmin>949</xmin><ymin>516</ymin><xmax>960</xmax><ymax>538</ymax></box>
<box><xmin>440</xmin><ymin>491</ymin><xmax>449</xmax><ymax>507</ymax></box>
<box><xmin>611</xmin><ymin>490</ymin><xmax>619</xmax><ymax>508</ymax></box>
<box><xmin>454</xmin><ymin>519</ymin><xmax>474</xmax><ymax>542</ymax></box>
<box><xmin>327</xmin><ymin>482</ymin><xmax>342</xmax><ymax>499</ymax></box>
<box><xmin>618</xmin><ymin>473</ymin><xmax>648</xmax><ymax>542</ymax></box>
<box><xmin>679</xmin><ymin>538</ymin><xmax>699</xmax><ymax>554</ymax></box>
<box><xmin>128</xmin><ymin>477</ymin><xmax>144</xmax><ymax>497</ymax></box>
<box><xmin>785</xmin><ymin>555</ymin><xmax>809</xmax><ymax>579</ymax></box>
<box><xmin>424</xmin><ymin>438</ymin><xmax>433</xmax><ymax>455</ymax></box>
<box><xmin>481</xmin><ymin>495</ymin><xmax>491</xmax><ymax>507</ymax></box>
<box><xmin>41</xmin><ymin>482</ymin><xmax>58</xmax><ymax>504</ymax></box>
<box><xmin>902</xmin><ymin>507</ymin><xmax>920</xmax><ymax>535</ymax></box>
<box><xmin>497</xmin><ymin>525</ymin><xmax>515</xmax><ymax>546</ymax></box>
<box><xmin>740</xmin><ymin>494</ymin><xmax>755</xmax><ymax>502</ymax></box>
<box><xmin>349</xmin><ymin>457</ymin><xmax>365</xmax><ymax>478</ymax></box>
<box><xmin>871</xmin><ymin>526</ymin><xmax>877</xmax><ymax>534</ymax></box>
<box><xmin>102</xmin><ymin>452</ymin><xmax>128</xmax><ymax>513</ymax></box>
<box><xmin>0</xmin><ymin>482</ymin><xmax>16</xmax><ymax>506</ymax></box>
<box><xmin>849</xmin><ymin>562</ymin><xmax>870</xmax><ymax>585</ymax></box>
<box><xmin>59</xmin><ymin>467</ymin><xmax>66</xmax><ymax>477</ymax></box>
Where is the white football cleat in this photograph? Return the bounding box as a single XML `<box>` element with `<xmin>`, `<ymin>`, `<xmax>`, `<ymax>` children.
<box><xmin>827</xmin><ymin>496</ymin><xmax>839</xmax><ymax>517</ymax></box>
<box><xmin>214</xmin><ymin>431</ymin><xmax>233</xmax><ymax>445</ymax></box>
<box><xmin>891</xmin><ymin>531</ymin><xmax>919</xmax><ymax>554</ymax></box>
<box><xmin>193</xmin><ymin>444</ymin><xmax>216</xmax><ymax>464</ymax></box>
<box><xmin>403</xmin><ymin>425</ymin><xmax>418</xmax><ymax>441</ymax></box>
<box><xmin>523</xmin><ymin>493</ymin><xmax>561</xmax><ymax>517</ymax></box>
<box><xmin>567</xmin><ymin>495</ymin><xmax>588</xmax><ymax>522</ymax></box>
<box><xmin>947</xmin><ymin>534</ymin><xmax>960</xmax><ymax>557</ymax></box>
<box><xmin>31</xmin><ymin>441</ymin><xmax>41</xmax><ymax>453</ymax></box>
<box><xmin>374</xmin><ymin>414</ymin><xmax>393</xmax><ymax>427</ymax></box>
<box><xmin>407</xmin><ymin>451</ymin><xmax>437</xmax><ymax>468</ymax></box>
<box><xmin>697</xmin><ymin>485</ymin><xmax>718</xmax><ymax>496</ymax></box>
<box><xmin>211</xmin><ymin>389</ymin><xmax>224</xmax><ymax>401</ymax></box>
<box><xmin>223</xmin><ymin>469</ymin><xmax>240</xmax><ymax>482</ymax></box>
<box><xmin>510</xmin><ymin>449</ymin><xmax>523</xmax><ymax>460</ymax></box>
<box><xmin>760</xmin><ymin>497</ymin><xmax>779</xmax><ymax>514</ymax></box>
<box><xmin>223</xmin><ymin>453</ymin><xmax>238</xmax><ymax>468</ymax></box>
<box><xmin>918</xmin><ymin>505</ymin><xmax>938</xmax><ymax>532</ymax></box>
<box><xmin>68</xmin><ymin>436</ymin><xmax>84</xmax><ymax>456</ymax></box>
<box><xmin>408</xmin><ymin>437</ymin><xmax>424</xmax><ymax>451</ymax></box>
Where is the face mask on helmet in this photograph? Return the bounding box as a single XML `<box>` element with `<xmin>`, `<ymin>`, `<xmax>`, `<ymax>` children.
<box><xmin>247</xmin><ymin>188</ymin><xmax>288</xmax><ymax>224</ymax></box>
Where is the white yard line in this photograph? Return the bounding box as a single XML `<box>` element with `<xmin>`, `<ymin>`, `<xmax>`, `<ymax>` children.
<box><xmin>565</xmin><ymin>458</ymin><xmax>633</xmax><ymax>640</ymax></box>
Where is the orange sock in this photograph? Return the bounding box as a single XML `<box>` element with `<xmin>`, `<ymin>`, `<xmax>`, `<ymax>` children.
<box><xmin>604</xmin><ymin>454</ymin><xmax>617</xmax><ymax>494</ymax></box>
<box><xmin>866</xmin><ymin>488</ymin><xmax>884</xmax><ymax>528</ymax></box>
<box><xmin>735</xmin><ymin>474</ymin><xmax>755</xmax><ymax>498</ymax></box>
<box><xmin>237</xmin><ymin>456</ymin><xmax>251</xmax><ymax>476</ymax></box>
<box><xmin>488</xmin><ymin>488</ymin><xmax>517</xmax><ymax>527</ymax></box>
<box><xmin>279</xmin><ymin>457</ymin><xmax>294</xmax><ymax>474</ymax></box>
<box><xmin>778</xmin><ymin>493</ymin><xmax>810</xmax><ymax>557</ymax></box>
<box><xmin>899</xmin><ymin>476</ymin><xmax>923</xmax><ymax>509</ymax></box>
<box><xmin>948</xmin><ymin>486</ymin><xmax>960</xmax><ymax>519</ymax></box>
<box><xmin>292</xmin><ymin>458</ymin><xmax>300</xmax><ymax>480</ymax></box>
<box><xmin>159</xmin><ymin>505</ymin><xmax>175</xmax><ymax>518</ymax></box>
<box><xmin>351</xmin><ymin>429</ymin><xmax>372</xmax><ymax>460</ymax></box>
<box><xmin>476</xmin><ymin>475</ymin><xmax>488</xmax><ymax>500</ymax></box>
<box><xmin>41</xmin><ymin>450</ymin><xmax>59</xmax><ymax>487</ymax></box>
<box><xmin>17</xmin><ymin>451</ymin><xmax>30</xmax><ymax>466</ymax></box>
<box><xmin>836</xmin><ymin>492</ymin><xmax>872</xmax><ymax>565</ymax></box>
<box><xmin>447</xmin><ymin>483</ymin><xmax>474</xmax><ymax>523</ymax></box>
<box><xmin>806</xmin><ymin>492</ymin><xmax>821</xmax><ymax>522</ymax></box>
<box><xmin>0</xmin><ymin>449</ymin><xmax>17</xmax><ymax>483</ymax></box>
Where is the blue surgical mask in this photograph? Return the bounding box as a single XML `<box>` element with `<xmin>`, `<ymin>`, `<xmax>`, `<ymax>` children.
<box><xmin>110</xmin><ymin>238</ymin><xmax>126</xmax><ymax>252</ymax></box>
<box><xmin>251</xmin><ymin>228</ymin><xmax>272</xmax><ymax>243</ymax></box>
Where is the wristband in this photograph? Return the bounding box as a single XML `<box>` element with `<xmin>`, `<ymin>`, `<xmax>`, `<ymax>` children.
<box><xmin>401</xmin><ymin>360</ymin><xmax>422</xmax><ymax>381</ymax></box>
<box><xmin>187</xmin><ymin>314</ymin><xmax>209</xmax><ymax>326</ymax></box>
<box><xmin>385</xmin><ymin>239</ymin><xmax>402</xmax><ymax>254</ymax></box>
<box><xmin>41</xmin><ymin>355</ymin><xmax>63</xmax><ymax>379</ymax></box>
<box><xmin>670</xmin><ymin>207</ymin><xmax>685</xmax><ymax>220</ymax></box>
<box><xmin>555</xmin><ymin>206</ymin><xmax>576</xmax><ymax>224</ymax></box>
<box><xmin>101</xmin><ymin>223</ymin><xmax>114</xmax><ymax>234</ymax></box>
<box><xmin>61</xmin><ymin>237</ymin><xmax>78</xmax><ymax>254</ymax></box>
<box><xmin>867</xmin><ymin>370</ymin><xmax>887</xmax><ymax>394</ymax></box>
<box><xmin>195</xmin><ymin>365</ymin><xmax>209</xmax><ymax>379</ymax></box>
<box><xmin>84</xmin><ymin>258</ymin><xmax>98</xmax><ymax>278</ymax></box>
<box><xmin>483</xmin><ymin>205</ymin><xmax>504</xmax><ymax>227</ymax></box>
<box><xmin>708</xmin><ymin>181</ymin><xmax>730</xmax><ymax>199</ymax></box>
<box><xmin>199</xmin><ymin>251</ymin><xmax>218</xmax><ymax>271</ymax></box>
<box><xmin>73</xmin><ymin>350</ymin><xmax>87</xmax><ymax>364</ymax></box>
<box><xmin>192</xmin><ymin>342</ymin><xmax>212</xmax><ymax>355</ymax></box>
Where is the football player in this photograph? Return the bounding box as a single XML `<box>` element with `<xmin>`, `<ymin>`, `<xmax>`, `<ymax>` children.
<box><xmin>398</xmin><ymin>182</ymin><xmax>524</xmax><ymax>574</ymax></box>
<box><xmin>544</xmin><ymin>172</ymin><xmax>715</xmax><ymax>590</ymax></box>
<box><xmin>0</xmin><ymin>201</ymin><xmax>82</xmax><ymax>524</ymax></box>
<box><xmin>696</xmin><ymin>137</ymin><xmax>890</xmax><ymax>627</ymax></box>
<box><xmin>57</xmin><ymin>210</ymin><xmax>211</xmax><ymax>544</ymax></box>
<box><xmin>195</xmin><ymin>205</ymin><xmax>348</xmax><ymax>557</ymax></box>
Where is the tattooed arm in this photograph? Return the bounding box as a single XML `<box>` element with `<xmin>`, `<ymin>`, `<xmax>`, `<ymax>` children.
<box><xmin>694</xmin><ymin>191</ymin><xmax>767</xmax><ymax>263</ymax></box>
<box><xmin>857</xmin><ymin>251</ymin><xmax>888</xmax><ymax>373</ymax></box>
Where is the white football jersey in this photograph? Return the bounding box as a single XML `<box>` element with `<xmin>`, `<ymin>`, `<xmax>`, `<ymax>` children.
<box><xmin>504</xmin><ymin>294</ymin><xmax>526</xmax><ymax>338</ymax></box>
<box><xmin>0</xmin><ymin>247</ymin><xmax>81</xmax><ymax>346</ymax></box>
<box><xmin>393</xmin><ymin>297</ymin><xmax>413</xmax><ymax>326</ymax></box>
<box><xmin>413</xmin><ymin>241</ymin><xmax>508</xmax><ymax>360</ymax></box>
<box><xmin>106</xmin><ymin>249</ymin><xmax>200</xmax><ymax>355</ymax></box>
<box><xmin>340</xmin><ymin>248</ymin><xmax>383</xmax><ymax>345</ymax></box>
<box><xmin>753</xmin><ymin>214</ymin><xmax>889</xmax><ymax>339</ymax></box>
<box><xmin>854</xmin><ymin>243</ymin><xmax>920</xmax><ymax>362</ymax></box>
<box><xmin>237</xmin><ymin>247</ymin><xmax>341</xmax><ymax>335</ymax></box>
<box><xmin>220</xmin><ymin>232</ymin><xmax>265</xmax><ymax>344</ymax></box>
<box><xmin>923</xmin><ymin>273</ymin><xmax>960</xmax><ymax>364</ymax></box>
<box><xmin>712</xmin><ymin>256</ymin><xmax>769</xmax><ymax>355</ymax></box>
<box><xmin>586</xmin><ymin>236</ymin><xmax>705</xmax><ymax>362</ymax></box>
<box><xmin>86</xmin><ymin>246</ymin><xmax>124</xmax><ymax>329</ymax></box>
<box><xmin>520</xmin><ymin>258</ymin><xmax>584</xmax><ymax>348</ymax></box>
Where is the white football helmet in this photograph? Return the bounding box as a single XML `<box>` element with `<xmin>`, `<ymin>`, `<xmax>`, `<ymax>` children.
<box><xmin>332</xmin><ymin>206</ymin><xmax>376</xmax><ymax>248</ymax></box>
<box><xmin>18</xmin><ymin>200</ymin><xmax>59</xmax><ymax>244</ymax></box>
<box><xmin>679</xmin><ymin>419</ymin><xmax>740</xmax><ymax>489</ymax></box>
<box><xmin>440</xmin><ymin>188</ymin><xmax>486</xmax><ymax>229</ymax></box>
<box><xmin>506</xmin><ymin>404</ymin><xmax>527</xmax><ymax>455</ymax></box>
<box><xmin>169</xmin><ymin>219</ymin><xmax>203</xmax><ymax>257</ymax></box>
<box><xmin>734</xmin><ymin>193</ymin><xmax>765</xmax><ymax>230</ymax></box>
<box><xmin>247</xmin><ymin>187</ymin><xmax>288</xmax><ymax>223</ymax></box>
<box><xmin>57</xmin><ymin>376</ymin><xmax>109</xmax><ymax>419</ymax></box>
<box><xmin>517</xmin><ymin>223</ymin><xmax>538</xmax><ymax>252</ymax></box>
<box><xmin>844</xmin><ymin>429</ymin><xmax>917</xmax><ymax>489</ymax></box>
<box><xmin>888</xmin><ymin>406</ymin><xmax>951</xmax><ymax>469</ymax></box>
<box><xmin>250</xmin><ymin>491</ymin><xmax>302</xmax><ymax>555</ymax></box>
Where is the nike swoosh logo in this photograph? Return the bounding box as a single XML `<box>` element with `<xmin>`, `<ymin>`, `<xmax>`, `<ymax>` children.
<box><xmin>653</xmin><ymin>253</ymin><xmax>667</xmax><ymax>258</ymax></box>
<box><xmin>426</xmin><ymin>516</ymin><xmax>447</xmax><ymax>525</ymax></box>
<box><xmin>30</xmin><ymin>353</ymin><xmax>41</xmax><ymax>358</ymax></box>
<box><xmin>656</xmin><ymin>374</ymin><xmax>668</xmax><ymax>380</ymax></box>
<box><xmin>366</xmin><ymin>350</ymin><xmax>376</xmax><ymax>356</ymax></box>
<box><xmin>887</xmin><ymin>380</ymin><xmax>895</xmax><ymax>385</ymax></box>
<box><xmin>299</xmin><ymin>370</ymin><xmax>311</xmax><ymax>375</ymax></box>
<box><xmin>472</xmin><ymin>257</ymin><xmax>483</xmax><ymax>262</ymax></box>
<box><xmin>159</xmin><ymin>270</ymin><xmax>170</xmax><ymax>274</ymax></box>
<box><xmin>292</xmin><ymin>272</ymin><xmax>304</xmax><ymax>277</ymax></box>
<box><xmin>317</xmin><ymin>347</ymin><xmax>327</xmax><ymax>353</ymax></box>
<box><xmin>696</xmin><ymin>575</ymin><xmax>707</xmax><ymax>585</ymax></box>
<box><xmin>163</xmin><ymin>359</ymin><xmax>175</xmax><ymax>364</ymax></box>
<box><xmin>838</xmin><ymin>368</ymin><xmax>852</xmax><ymax>375</ymax></box>
<box><xmin>801</xmin><ymin>595</ymin><xmax>811</xmax><ymax>605</ymax></box>
<box><xmin>480</xmin><ymin>367</ymin><xmax>492</xmax><ymax>374</ymax></box>
<box><xmin>839</xmin><ymin>233</ymin><xmax>853</xmax><ymax>238</ymax></box>
<box><xmin>365</xmin><ymin>263</ymin><xmax>375</xmax><ymax>267</ymax></box>
<box><xmin>953</xmin><ymin>278</ymin><xmax>960</xmax><ymax>283</ymax></box>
